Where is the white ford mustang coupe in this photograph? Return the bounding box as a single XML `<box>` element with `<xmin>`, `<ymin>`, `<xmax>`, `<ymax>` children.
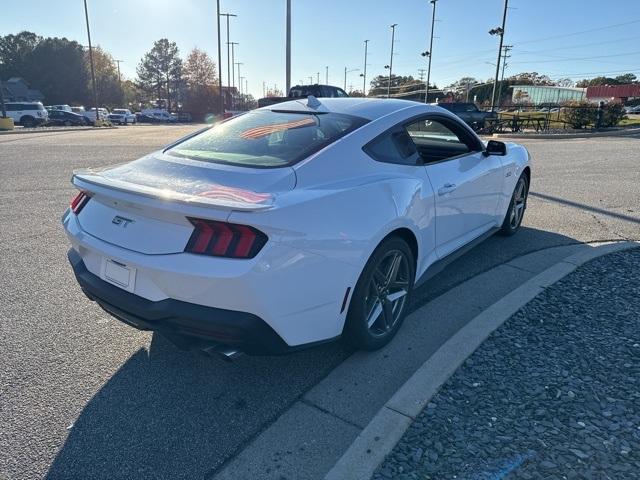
<box><xmin>63</xmin><ymin>98</ymin><xmax>530</xmax><ymax>358</ymax></box>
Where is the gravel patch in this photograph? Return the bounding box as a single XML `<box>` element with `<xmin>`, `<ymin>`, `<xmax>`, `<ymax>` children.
<box><xmin>373</xmin><ymin>248</ymin><xmax>640</xmax><ymax>480</ymax></box>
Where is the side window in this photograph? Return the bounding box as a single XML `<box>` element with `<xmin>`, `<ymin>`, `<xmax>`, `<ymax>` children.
<box><xmin>364</xmin><ymin>129</ymin><xmax>418</xmax><ymax>165</ymax></box>
<box><xmin>406</xmin><ymin>117</ymin><xmax>475</xmax><ymax>163</ymax></box>
<box><xmin>336</xmin><ymin>88</ymin><xmax>349</xmax><ymax>98</ymax></box>
<box><xmin>6</xmin><ymin>103</ymin><xmax>18</xmax><ymax>111</ymax></box>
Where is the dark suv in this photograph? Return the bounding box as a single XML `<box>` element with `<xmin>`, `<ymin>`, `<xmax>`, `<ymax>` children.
<box><xmin>435</xmin><ymin>102</ymin><xmax>497</xmax><ymax>131</ymax></box>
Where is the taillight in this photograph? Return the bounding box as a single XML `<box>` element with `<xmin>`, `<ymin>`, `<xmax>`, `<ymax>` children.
<box><xmin>70</xmin><ymin>191</ymin><xmax>90</xmax><ymax>214</ymax></box>
<box><xmin>185</xmin><ymin>218</ymin><xmax>267</xmax><ymax>259</ymax></box>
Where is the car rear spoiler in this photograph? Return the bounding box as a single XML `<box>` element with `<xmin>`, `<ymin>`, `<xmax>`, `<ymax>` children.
<box><xmin>72</xmin><ymin>171</ymin><xmax>274</xmax><ymax>212</ymax></box>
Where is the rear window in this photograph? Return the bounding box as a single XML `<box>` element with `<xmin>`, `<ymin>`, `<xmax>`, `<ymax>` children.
<box><xmin>169</xmin><ymin>110</ymin><xmax>368</xmax><ymax>168</ymax></box>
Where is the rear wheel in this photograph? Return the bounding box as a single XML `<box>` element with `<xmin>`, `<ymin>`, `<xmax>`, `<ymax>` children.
<box><xmin>343</xmin><ymin>237</ymin><xmax>415</xmax><ymax>350</ymax></box>
<box><xmin>500</xmin><ymin>174</ymin><xmax>528</xmax><ymax>236</ymax></box>
<box><xmin>20</xmin><ymin>116</ymin><xmax>35</xmax><ymax>128</ymax></box>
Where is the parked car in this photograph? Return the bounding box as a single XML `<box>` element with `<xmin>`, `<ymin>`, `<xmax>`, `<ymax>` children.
<box><xmin>63</xmin><ymin>98</ymin><xmax>531</xmax><ymax>358</ymax></box>
<box><xmin>4</xmin><ymin>101</ymin><xmax>48</xmax><ymax>127</ymax></box>
<box><xmin>71</xmin><ymin>106</ymin><xmax>86</xmax><ymax>114</ymax></box>
<box><xmin>82</xmin><ymin>108</ymin><xmax>110</xmax><ymax>122</ymax></box>
<box><xmin>108</xmin><ymin>109</ymin><xmax>136</xmax><ymax>125</ymax></box>
<box><xmin>138</xmin><ymin>109</ymin><xmax>177</xmax><ymax>123</ymax></box>
<box><xmin>47</xmin><ymin>110</ymin><xmax>91</xmax><ymax>126</ymax></box>
<box><xmin>624</xmin><ymin>105</ymin><xmax>640</xmax><ymax>114</ymax></box>
<box><xmin>433</xmin><ymin>102</ymin><xmax>498</xmax><ymax>130</ymax></box>
<box><xmin>50</xmin><ymin>104</ymin><xmax>73</xmax><ymax>113</ymax></box>
<box><xmin>258</xmin><ymin>84</ymin><xmax>349</xmax><ymax>108</ymax></box>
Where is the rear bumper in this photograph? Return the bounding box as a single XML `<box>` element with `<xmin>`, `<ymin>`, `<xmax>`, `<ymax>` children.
<box><xmin>68</xmin><ymin>248</ymin><xmax>295</xmax><ymax>354</ymax></box>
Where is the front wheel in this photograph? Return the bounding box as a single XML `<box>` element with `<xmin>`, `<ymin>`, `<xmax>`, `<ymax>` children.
<box><xmin>343</xmin><ymin>237</ymin><xmax>415</xmax><ymax>350</ymax></box>
<box><xmin>500</xmin><ymin>174</ymin><xmax>529</xmax><ymax>236</ymax></box>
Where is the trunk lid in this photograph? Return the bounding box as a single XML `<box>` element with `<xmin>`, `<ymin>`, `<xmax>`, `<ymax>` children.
<box><xmin>73</xmin><ymin>152</ymin><xmax>295</xmax><ymax>254</ymax></box>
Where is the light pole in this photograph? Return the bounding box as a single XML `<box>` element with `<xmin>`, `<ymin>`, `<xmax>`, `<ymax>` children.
<box><xmin>216</xmin><ymin>0</ymin><xmax>223</xmax><ymax>114</ymax></box>
<box><xmin>308</xmin><ymin>76</ymin><xmax>313</xmax><ymax>84</ymax></box>
<box><xmin>360</xmin><ymin>39</ymin><xmax>369</xmax><ymax>96</ymax></box>
<box><xmin>228</xmin><ymin>42</ymin><xmax>239</xmax><ymax>88</ymax></box>
<box><xmin>240</xmin><ymin>76</ymin><xmax>245</xmax><ymax>95</ymax></box>
<box><xmin>285</xmin><ymin>0</ymin><xmax>291</xmax><ymax>94</ymax></box>
<box><xmin>220</xmin><ymin>13</ymin><xmax>237</xmax><ymax>93</ymax></box>
<box><xmin>344</xmin><ymin>67</ymin><xmax>359</xmax><ymax>91</ymax></box>
<box><xmin>489</xmin><ymin>0</ymin><xmax>509</xmax><ymax>112</ymax></box>
<box><xmin>235</xmin><ymin>62</ymin><xmax>243</xmax><ymax>94</ymax></box>
<box><xmin>325</xmin><ymin>66</ymin><xmax>328</xmax><ymax>84</ymax></box>
<box><xmin>424</xmin><ymin>0</ymin><xmax>437</xmax><ymax>103</ymax></box>
<box><xmin>316</xmin><ymin>72</ymin><xmax>320</xmax><ymax>84</ymax></box>
<box><xmin>387</xmin><ymin>24</ymin><xmax>397</xmax><ymax>98</ymax></box>
<box><xmin>83</xmin><ymin>0</ymin><xmax>99</xmax><ymax>122</ymax></box>
<box><xmin>245</xmin><ymin>78</ymin><xmax>248</xmax><ymax>97</ymax></box>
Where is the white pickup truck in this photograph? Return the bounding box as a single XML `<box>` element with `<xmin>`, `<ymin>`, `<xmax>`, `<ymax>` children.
<box><xmin>108</xmin><ymin>109</ymin><xmax>136</xmax><ymax>125</ymax></box>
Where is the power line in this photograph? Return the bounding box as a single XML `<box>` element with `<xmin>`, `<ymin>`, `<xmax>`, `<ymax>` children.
<box><xmin>510</xmin><ymin>49</ymin><xmax>640</xmax><ymax>65</ymax></box>
<box><xmin>511</xmin><ymin>18</ymin><xmax>640</xmax><ymax>46</ymax></box>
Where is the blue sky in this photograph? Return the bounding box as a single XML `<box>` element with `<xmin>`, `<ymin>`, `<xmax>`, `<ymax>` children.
<box><xmin>5</xmin><ymin>0</ymin><xmax>640</xmax><ymax>98</ymax></box>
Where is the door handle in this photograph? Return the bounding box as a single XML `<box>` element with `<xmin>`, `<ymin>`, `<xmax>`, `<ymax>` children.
<box><xmin>438</xmin><ymin>183</ymin><xmax>457</xmax><ymax>195</ymax></box>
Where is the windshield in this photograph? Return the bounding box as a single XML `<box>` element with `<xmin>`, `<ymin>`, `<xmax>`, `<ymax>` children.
<box><xmin>113</xmin><ymin>109</ymin><xmax>127</xmax><ymax>114</ymax></box>
<box><xmin>169</xmin><ymin>110</ymin><xmax>368</xmax><ymax>168</ymax></box>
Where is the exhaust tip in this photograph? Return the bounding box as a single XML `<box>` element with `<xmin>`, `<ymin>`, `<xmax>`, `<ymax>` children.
<box><xmin>201</xmin><ymin>343</ymin><xmax>243</xmax><ymax>362</ymax></box>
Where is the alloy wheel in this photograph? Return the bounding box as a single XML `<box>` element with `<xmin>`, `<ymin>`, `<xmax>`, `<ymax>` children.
<box><xmin>364</xmin><ymin>250</ymin><xmax>410</xmax><ymax>337</ymax></box>
<box><xmin>509</xmin><ymin>177</ymin><xmax>527</xmax><ymax>229</ymax></box>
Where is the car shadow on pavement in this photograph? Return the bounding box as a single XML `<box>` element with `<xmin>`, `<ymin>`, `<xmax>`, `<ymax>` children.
<box><xmin>45</xmin><ymin>333</ymin><xmax>351</xmax><ymax>479</ymax></box>
<box><xmin>46</xmin><ymin>227</ymin><xmax>584</xmax><ymax>480</ymax></box>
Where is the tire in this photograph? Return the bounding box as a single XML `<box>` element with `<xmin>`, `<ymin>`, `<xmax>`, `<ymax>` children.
<box><xmin>499</xmin><ymin>173</ymin><xmax>529</xmax><ymax>236</ymax></box>
<box><xmin>20</xmin><ymin>116</ymin><xmax>35</xmax><ymax>128</ymax></box>
<box><xmin>343</xmin><ymin>237</ymin><xmax>415</xmax><ymax>350</ymax></box>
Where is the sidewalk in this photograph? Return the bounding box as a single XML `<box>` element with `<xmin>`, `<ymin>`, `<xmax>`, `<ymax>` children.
<box><xmin>372</xmin><ymin>248</ymin><xmax>640</xmax><ymax>480</ymax></box>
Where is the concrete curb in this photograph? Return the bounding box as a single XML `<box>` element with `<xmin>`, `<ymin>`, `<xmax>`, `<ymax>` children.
<box><xmin>492</xmin><ymin>127</ymin><xmax>640</xmax><ymax>140</ymax></box>
<box><xmin>0</xmin><ymin>126</ymin><xmax>117</xmax><ymax>135</ymax></box>
<box><xmin>324</xmin><ymin>241</ymin><xmax>640</xmax><ymax>480</ymax></box>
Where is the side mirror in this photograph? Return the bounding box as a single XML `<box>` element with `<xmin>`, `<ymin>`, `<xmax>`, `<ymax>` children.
<box><xmin>485</xmin><ymin>140</ymin><xmax>507</xmax><ymax>156</ymax></box>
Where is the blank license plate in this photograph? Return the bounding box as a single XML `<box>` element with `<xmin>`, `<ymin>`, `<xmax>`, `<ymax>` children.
<box><xmin>102</xmin><ymin>258</ymin><xmax>136</xmax><ymax>292</ymax></box>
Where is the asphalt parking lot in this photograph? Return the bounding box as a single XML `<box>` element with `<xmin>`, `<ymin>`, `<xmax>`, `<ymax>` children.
<box><xmin>1</xmin><ymin>126</ymin><xmax>639</xmax><ymax>479</ymax></box>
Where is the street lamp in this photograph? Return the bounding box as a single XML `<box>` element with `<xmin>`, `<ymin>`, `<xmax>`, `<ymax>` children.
<box><xmin>220</xmin><ymin>13</ymin><xmax>237</xmax><ymax>94</ymax></box>
<box><xmin>228</xmin><ymin>42</ymin><xmax>239</xmax><ymax>89</ymax></box>
<box><xmin>387</xmin><ymin>23</ymin><xmax>397</xmax><ymax>98</ymax></box>
<box><xmin>216</xmin><ymin>0</ymin><xmax>223</xmax><ymax>114</ymax></box>
<box><xmin>489</xmin><ymin>0</ymin><xmax>509</xmax><ymax>112</ymax></box>
<box><xmin>83</xmin><ymin>0</ymin><xmax>99</xmax><ymax>122</ymax></box>
<box><xmin>235</xmin><ymin>62</ymin><xmax>243</xmax><ymax>94</ymax></box>
<box><xmin>424</xmin><ymin>0</ymin><xmax>437</xmax><ymax>103</ymax></box>
<box><xmin>360</xmin><ymin>39</ymin><xmax>369</xmax><ymax>96</ymax></box>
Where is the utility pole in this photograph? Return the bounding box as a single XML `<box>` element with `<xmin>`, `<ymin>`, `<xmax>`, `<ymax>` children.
<box><xmin>425</xmin><ymin>0</ymin><xmax>437</xmax><ymax>103</ymax></box>
<box><xmin>316</xmin><ymin>72</ymin><xmax>320</xmax><ymax>84</ymax></box>
<box><xmin>263</xmin><ymin>81</ymin><xmax>266</xmax><ymax>97</ymax></box>
<box><xmin>308</xmin><ymin>76</ymin><xmax>314</xmax><ymax>84</ymax></box>
<box><xmin>418</xmin><ymin>68</ymin><xmax>427</xmax><ymax>100</ymax></box>
<box><xmin>240</xmin><ymin>76</ymin><xmax>245</xmax><ymax>95</ymax></box>
<box><xmin>220</xmin><ymin>13</ymin><xmax>237</xmax><ymax>94</ymax></box>
<box><xmin>285</xmin><ymin>0</ymin><xmax>291</xmax><ymax>94</ymax></box>
<box><xmin>325</xmin><ymin>66</ymin><xmax>328</xmax><ymax>84</ymax></box>
<box><xmin>83</xmin><ymin>0</ymin><xmax>99</xmax><ymax>122</ymax></box>
<box><xmin>344</xmin><ymin>67</ymin><xmax>359</xmax><ymax>91</ymax></box>
<box><xmin>115</xmin><ymin>59</ymin><xmax>123</xmax><ymax>86</ymax></box>
<box><xmin>236</xmin><ymin>62</ymin><xmax>243</xmax><ymax>94</ymax></box>
<box><xmin>495</xmin><ymin>44</ymin><xmax>512</xmax><ymax>109</ymax></box>
<box><xmin>489</xmin><ymin>0</ymin><xmax>509</xmax><ymax>112</ymax></box>
<box><xmin>228</xmin><ymin>42</ymin><xmax>239</xmax><ymax>88</ymax></box>
<box><xmin>361</xmin><ymin>40</ymin><xmax>369</xmax><ymax>95</ymax></box>
<box><xmin>387</xmin><ymin>24</ymin><xmax>397</xmax><ymax>98</ymax></box>
<box><xmin>244</xmin><ymin>78</ymin><xmax>248</xmax><ymax>98</ymax></box>
<box><xmin>216</xmin><ymin>0</ymin><xmax>223</xmax><ymax>114</ymax></box>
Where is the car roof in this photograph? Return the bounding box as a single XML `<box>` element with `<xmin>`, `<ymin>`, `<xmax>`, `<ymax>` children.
<box><xmin>260</xmin><ymin>97</ymin><xmax>445</xmax><ymax>121</ymax></box>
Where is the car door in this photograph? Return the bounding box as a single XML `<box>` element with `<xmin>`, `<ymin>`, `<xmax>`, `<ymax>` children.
<box><xmin>406</xmin><ymin>115</ymin><xmax>503</xmax><ymax>258</ymax></box>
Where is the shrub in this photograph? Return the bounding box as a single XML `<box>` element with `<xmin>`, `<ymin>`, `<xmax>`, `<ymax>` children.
<box><xmin>602</xmin><ymin>103</ymin><xmax>626</xmax><ymax>127</ymax></box>
<box><xmin>563</xmin><ymin>101</ymin><xmax>597</xmax><ymax>129</ymax></box>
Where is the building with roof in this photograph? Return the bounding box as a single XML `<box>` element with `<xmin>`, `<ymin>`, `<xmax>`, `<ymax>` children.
<box><xmin>511</xmin><ymin>85</ymin><xmax>586</xmax><ymax>105</ymax></box>
<box><xmin>1</xmin><ymin>77</ymin><xmax>44</xmax><ymax>102</ymax></box>
<box><xmin>586</xmin><ymin>84</ymin><xmax>640</xmax><ymax>104</ymax></box>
